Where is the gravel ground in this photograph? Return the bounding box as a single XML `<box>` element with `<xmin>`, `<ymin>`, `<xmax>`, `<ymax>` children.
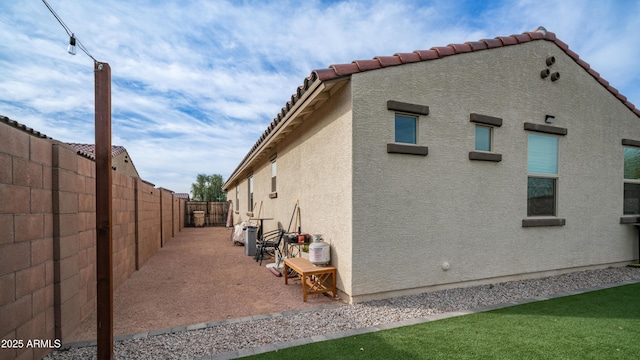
<box><xmin>45</xmin><ymin>266</ymin><xmax>640</xmax><ymax>360</ymax></box>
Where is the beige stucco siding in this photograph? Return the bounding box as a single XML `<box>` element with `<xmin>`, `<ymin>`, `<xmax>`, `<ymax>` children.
<box><xmin>112</xmin><ymin>151</ymin><xmax>139</xmax><ymax>178</ymax></box>
<box><xmin>231</xmin><ymin>83</ymin><xmax>354</xmax><ymax>295</ymax></box>
<box><xmin>350</xmin><ymin>40</ymin><xmax>639</xmax><ymax>301</ymax></box>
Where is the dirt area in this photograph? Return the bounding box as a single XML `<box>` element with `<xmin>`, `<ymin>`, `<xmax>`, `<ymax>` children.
<box><xmin>69</xmin><ymin>227</ymin><xmax>340</xmax><ymax>343</ymax></box>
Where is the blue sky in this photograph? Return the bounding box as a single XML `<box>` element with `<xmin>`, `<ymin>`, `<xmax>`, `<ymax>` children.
<box><xmin>1</xmin><ymin>0</ymin><xmax>639</xmax><ymax>194</ymax></box>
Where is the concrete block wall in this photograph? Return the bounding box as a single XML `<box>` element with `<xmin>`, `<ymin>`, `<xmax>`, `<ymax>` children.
<box><xmin>135</xmin><ymin>180</ymin><xmax>161</xmax><ymax>268</ymax></box>
<box><xmin>75</xmin><ymin>154</ymin><xmax>96</xmax><ymax>324</ymax></box>
<box><xmin>51</xmin><ymin>143</ymin><xmax>82</xmax><ymax>346</ymax></box>
<box><xmin>0</xmin><ymin>120</ymin><xmax>184</xmax><ymax>360</ymax></box>
<box><xmin>160</xmin><ymin>188</ymin><xmax>173</xmax><ymax>247</ymax></box>
<box><xmin>0</xmin><ymin>129</ymin><xmax>56</xmax><ymax>360</ymax></box>
<box><xmin>111</xmin><ymin>172</ymin><xmax>136</xmax><ymax>294</ymax></box>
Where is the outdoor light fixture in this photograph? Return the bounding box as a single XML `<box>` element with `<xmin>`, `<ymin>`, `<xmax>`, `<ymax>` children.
<box><xmin>67</xmin><ymin>33</ymin><xmax>77</xmax><ymax>55</ymax></box>
<box><xmin>545</xmin><ymin>115</ymin><xmax>555</xmax><ymax>124</ymax></box>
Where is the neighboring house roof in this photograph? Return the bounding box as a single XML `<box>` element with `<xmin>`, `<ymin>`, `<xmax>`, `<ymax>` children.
<box><xmin>223</xmin><ymin>26</ymin><xmax>639</xmax><ymax>189</ymax></box>
<box><xmin>67</xmin><ymin>143</ymin><xmax>128</xmax><ymax>160</ymax></box>
<box><xmin>1</xmin><ymin>115</ymin><xmax>52</xmax><ymax>139</ymax></box>
<box><xmin>174</xmin><ymin>193</ymin><xmax>190</xmax><ymax>200</ymax></box>
<box><xmin>67</xmin><ymin>143</ymin><xmax>140</xmax><ymax>178</ymax></box>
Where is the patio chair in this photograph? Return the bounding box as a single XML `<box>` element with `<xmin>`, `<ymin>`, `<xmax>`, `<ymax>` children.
<box><xmin>255</xmin><ymin>229</ymin><xmax>285</xmax><ymax>266</ymax></box>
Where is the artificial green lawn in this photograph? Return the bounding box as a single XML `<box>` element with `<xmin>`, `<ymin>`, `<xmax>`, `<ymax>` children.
<box><xmin>246</xmin><ymin>283</ymin><xmax>640</xmax><ymax>359</ymax></box>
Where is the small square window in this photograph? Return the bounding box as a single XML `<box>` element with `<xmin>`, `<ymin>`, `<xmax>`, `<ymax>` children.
<box><xmin>475</xmin><ymin>125</ymin><xmax>491</xmax><ymax>151</ymax></box>
<box><xmin>395</xmin><ymin>114</ymin><xmax>417</xmax><ymax>144</ymax></box>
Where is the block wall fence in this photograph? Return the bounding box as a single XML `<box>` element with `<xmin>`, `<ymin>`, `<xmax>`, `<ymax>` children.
<box><xmin>0</xmin><ymin>121</ymin><xmax>185</xmax><ymax>360</ymax></box>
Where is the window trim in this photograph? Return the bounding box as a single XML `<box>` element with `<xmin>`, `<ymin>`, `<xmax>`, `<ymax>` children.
<box><xmin>235</xmin><ymin>184</ymin><xmax>240</xmax><ymax>214</ymax></box>
<box><xmin>474</xmin><ymin>124</ymin><xmax>492</xmax><ymax>151</ymax></box>
<box><xmin>523</xmin><ymin>132</ymin><xmax>565</xmax><ymax>227</ymax></box>
<box><xmin>387</xmin><ymin>143</ymin><xmax>428</xmax><ymax>156</ymax></box>
<box><xmin>386</xmin><ymin>100</ymin><xmax>429</xmax><ymax>156</ymax></box>
<box><xmin>247</xmin><ymin>175</ymin><xmax>254</xmax><ymax>214</ymax></box>
<box><xmin>394</xmin><ymin>112</ymin><xmax>418</xmax><ymax>144</ymax></box>
<box><xmin>523</xmin><ymin>122</ymin><xmax>567</xmax><ymax>136</ymax></box>
<box><xmin>387</xmin><ymin>100</ymin><xmax>429</xmax><ymax>115</ymax></box>
<box><xmin>469</xmin><ymin>113</ymin><xmax>502</xmax><ymax>162</ymax></box>
<box><xmin>527</xmin><ymin>175</ymin><xmax>558</xmax><ymax>217</ymax></box>
<box><xmin>622</xmin><ymin>142</ymin><xmax>640</xmax><ymax>219</ymax></box>
<box><xmin>269</xmin><ymin>154</ymin><xmax>277</xmax><ymax>199</ymax></box>
<box><xmin>470</xmin><ymin>113</ymin><xmax>503</xmax><ymax>127</ymax></box>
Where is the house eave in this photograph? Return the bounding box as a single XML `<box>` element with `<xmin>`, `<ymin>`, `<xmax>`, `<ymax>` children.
<box><xmin>223</xmin><ymin>77</ymin><xmax>349</xmax><ymax>190</ymax></box>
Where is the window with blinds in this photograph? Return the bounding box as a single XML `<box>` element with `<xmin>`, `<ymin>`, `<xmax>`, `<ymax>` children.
<box><xmin>527</xmin><ymin>134</ymin><xmax>558</xmax><ymax>216</ymax></box>
<box><xmin>624</xmin><ymin>147</ymin><xmax>640</xmax><ymax>215</ymax></box>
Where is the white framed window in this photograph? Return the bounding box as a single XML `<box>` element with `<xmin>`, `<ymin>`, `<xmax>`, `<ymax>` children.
<box><xmin>235</xmin><ymin>185</ymin><xmax>239</xmax><ymax>212</ymax></box>
<box><xmin>271</xmin><ymin>159</ymin><xmax>277</xmax><ymax>193</ymax></box>
<box><xmin>624</xmin><ymin>146</ymin><xmax>640</xmax><ymax>215</ymax></box>
<box><xmin>394</xmin><ymin>113</ymin><xmax>417</xmax><ymax>144</ymax></box>
<box><xmin>475</xmin><ymin>125</ymin><xmax>492</xmax><ymax>151</ymax></box>
<box><xmin>527</xmin><ymin>134</ymin><xmax>558</xmax><ymax>216</ymax></box>
<box><xmin>248</xmin><ymin>176</ymin><xmax>254</xmax><ymax>212</ymax></box>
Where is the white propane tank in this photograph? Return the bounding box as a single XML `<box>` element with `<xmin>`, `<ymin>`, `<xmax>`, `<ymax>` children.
<box><xmin>309</xmin><ymin>234</ymin><xmax>330</xmax><ymax>265</ymax></box>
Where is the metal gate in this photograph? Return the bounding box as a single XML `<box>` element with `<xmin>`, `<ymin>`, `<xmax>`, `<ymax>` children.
<box><xmin>185</xmin><ymin>201</ymin><xmax>229</xmax><ymax>227</ymax></box>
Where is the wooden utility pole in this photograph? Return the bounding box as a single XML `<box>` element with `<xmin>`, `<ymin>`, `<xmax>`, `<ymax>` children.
<box><xmin>94</xmin><ymin>61</ymin><xmax>113</xmax><ymax>359</ymax></box>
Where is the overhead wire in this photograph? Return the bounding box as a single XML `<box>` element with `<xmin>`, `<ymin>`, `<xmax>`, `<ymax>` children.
<box><xmin>41</xmin><ymin>0</ymin><xmax>99</xmax><ymax>63</ymax></box>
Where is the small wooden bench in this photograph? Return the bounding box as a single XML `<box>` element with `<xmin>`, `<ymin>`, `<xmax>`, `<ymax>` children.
<box><xmin>284</xmin><ymin>257</ymin><xmax>336</xmax><ymax>302</ymax></box>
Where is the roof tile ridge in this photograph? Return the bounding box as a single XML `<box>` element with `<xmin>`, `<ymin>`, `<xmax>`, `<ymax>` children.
<box><xmin>449</xmin><ymin>42</ymin><xmax>472</xmax><ymax>54</ymax></box>
<box><xmin>413</xmin><ymin>49</ymin><xmax>439</xmax><ymax>61</ymax></box>
<box><xmin>393</xmin><ymin>52</ymin><xmax>422</xmax><ymax>63</ymax></box>
<box><xmin>373</xmin><ymin>55</ymin><xmax>402</xmax><ymax>67</ymax></box>
<box><xmin>353</xmin><ymin>58</ymin><xmax>382</xmax><ymax>71</ymax></box>
<box><xmin>329</xmin><ymin>62</ymin><xmax>360</xmax><ymax>76</ymax></box>
<box><xmin>494</xmin><ymin>35</ymin><xmax>518</xmax><ymax>46</ymax></box>
<box><xmin>431</xmin><ymin>45</ymin><xmax>456</xmax><ymax>57</ymax></box>
<box><xmin>313</xmin><ymin>68</ymin><xmax>339</xmax><ymax>81</ymax></box>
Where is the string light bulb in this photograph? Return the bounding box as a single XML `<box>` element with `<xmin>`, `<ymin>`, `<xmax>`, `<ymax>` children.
<box><xmin>67</xmin><ymin>33</ymin><xmax>77</xmax><ymax>55</ymax></box>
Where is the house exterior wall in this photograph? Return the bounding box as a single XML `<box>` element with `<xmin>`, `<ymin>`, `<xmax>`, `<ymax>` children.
<box><xmin>349</xmin><ymin>40</ymin><xmax>639</xmax><ymax>301</ymax></box>
<box><xmin>0</xmin><ymin>119</ymin><xmax>183</xmax><ymax>359</ymax></box>
<box><xmin>112</xmin><ymin>151</ymin><xmax>139</xmax><ymax>178</ymax></box>
<box><xmin>229</xmin><ymin>83</ymin><xmax>354</xmax><ymax>295</ymax></box>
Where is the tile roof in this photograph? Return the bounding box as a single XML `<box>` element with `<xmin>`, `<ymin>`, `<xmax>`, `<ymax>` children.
<box><xmin>310</xmin><ymin>26</ymin><xmax>637</xmax><ymax>114</ymax></box>
<box><xmin>174</xmin><ymin>193</ymin><xmax>190</xmax><ymax>200</ymax></box>
<box><xmin>67</xmin><ymin>143</ymin><xmax>128</xmax><ymax>160</ymax></box>
<box><xmin>225</xmin><ymin>26</ymin><xmax>639</xmax><ymax>188</ymax></box>
<box><xmin>1</xmin><ymin>115</ymin><xmax>52</xmax><ymax>139</ymax></box>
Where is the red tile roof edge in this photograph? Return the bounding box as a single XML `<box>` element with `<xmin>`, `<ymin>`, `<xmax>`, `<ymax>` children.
<box><xmin>226</xmin><ymin>26</ymin><xmax>639</xmax><ymax>186</ymax></box>
<box><xmin>67</xmin><ymin>143</ymin><xmax>128</xmax><ymax>160</ymax></box>
<box><xmin>1</xmin><ymin>115</ymin><xmax>52</xmax><ymax>139</ymax></box>
<box><xmin>307</xmin><ymin>27</ymin><xmax>637</xmax><ymax>116</ymax></box>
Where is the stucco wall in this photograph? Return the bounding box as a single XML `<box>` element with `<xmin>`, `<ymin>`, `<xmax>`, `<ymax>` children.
<box><xmin>349</xmin><ymin>40</ymin><xmax>639</xmax><ymax>301</ymax></box>
<box><xmin>112</xmin><ymin>151</ymin><xmax>139</xmax><ymax>178</ymax></box>
<box><xmin>230</xmin><ymin>83</ymin><xmax>354</xmax><ymax>295</ymax></box>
